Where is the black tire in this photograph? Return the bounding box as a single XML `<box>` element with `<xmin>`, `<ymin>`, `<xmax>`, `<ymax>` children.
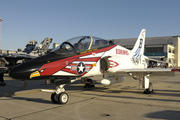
<box><xmin>58</xmin><ymin>92</ymin><xmax>69</xmax><ymax>104</ymax></box>
<box><xmin>84</xmin><ymin>84</ymin><xmax>88</xmax><ymax>88</ymax></box>
<box><xmin>91</xmin><ymin>84</ymin><xmax>95</xmax><ymax>87</ymax></box>
<box><xmin>84</xmin><ymin>84</ymin><xmax>95</xmax><ymax>89</ymax></box>
<box><xmin>144</xmin><ymin>82</ymin><xmax>153</xmax><ymax>94</ymax></box>
<box><xmin>87</xmin><ymin>79</ymin><xmax>92</xmax><ymax>83</ymax></box>
<box><xmin>51</xmin><ymin>93</ymin><xmax>59</xmax><ymax>104</ymax></box>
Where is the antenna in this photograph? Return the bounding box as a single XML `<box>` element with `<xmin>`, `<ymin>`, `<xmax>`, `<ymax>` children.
<box><xmin>0</xmin><ymin>18</ymin><xmax>3</xmax><ymax>50</ymax></box>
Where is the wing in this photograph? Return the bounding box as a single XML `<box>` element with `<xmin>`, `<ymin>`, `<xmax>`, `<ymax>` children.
<box><xmin>115</xmin><ymin>68</ymin><xmax>180</xmax><ymax>72</ymax></box>
<box><xmin>112</xmin><ymin>68</ymin><xmax>180</xmax><ymax>76</ymax></box>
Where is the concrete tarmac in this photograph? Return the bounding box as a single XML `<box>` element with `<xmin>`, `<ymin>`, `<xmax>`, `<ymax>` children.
<box><xmin>0</xmin><ymin>73</ymin><xmax>180</xmax><ymax>120</ymax></box>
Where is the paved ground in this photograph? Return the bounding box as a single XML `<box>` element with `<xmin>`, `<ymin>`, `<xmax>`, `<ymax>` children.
<box><xmin>0</xmin><ymin>73</ymin><xmax>180</xmax><ymax>120</ymax></box>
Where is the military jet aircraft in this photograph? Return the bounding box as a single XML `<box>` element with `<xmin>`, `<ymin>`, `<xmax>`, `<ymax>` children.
<box><xmin>0</xmin><ymin>39</ymin><xmax>38</xmax><ymax>63</ymax></box>
<box><xmin>9</xmin><ymin>29</ymin><xmax>180</xmax><ymax>104</ymax></box>
<box><xmin>1</xmin><ymin>38</ymin><xmax>52</xmax><ymax>70</ymax></box>
<box><xmin>19</xmin><ymin>39</ymin><xmax>38</xmax><ymax>54</ymax></box>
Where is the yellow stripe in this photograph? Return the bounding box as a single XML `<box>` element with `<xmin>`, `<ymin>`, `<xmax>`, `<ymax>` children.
<box><xmin>0</xmin><ymin>80</ymin><xmax>27</xmax><ymax>97</ymax></box>
<box><xmin>14</xmin><ymin>91</ymin><xmax>42</xmax><ymax>96</ymax></box>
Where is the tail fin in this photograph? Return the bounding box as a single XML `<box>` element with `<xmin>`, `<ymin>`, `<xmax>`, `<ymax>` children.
<box><xmin>31</xmin><ymin>38</ymin><xmax>53</xmax><ymax>55</ymax></box>
<box><xmin>22</xmin><ymin>40</ymin><xmax>38</xmax><ymax>54</ymax></box>
<box><xmin>132</xmin><ymin>29</ymin><xmax>146</xmax><ymax>55</ymax></box>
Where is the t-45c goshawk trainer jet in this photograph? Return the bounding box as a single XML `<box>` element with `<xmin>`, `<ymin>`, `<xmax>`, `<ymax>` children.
<box><xmin>9</xmin><ymin>29</ymin><xmax>180</xmax><ymax>104</ymax></box>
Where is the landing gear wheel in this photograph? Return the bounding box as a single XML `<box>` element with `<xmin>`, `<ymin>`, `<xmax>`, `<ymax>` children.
<box><xmin>58</xmin><ymin>92</ymin><xmax>69</xmax><ymax>104</ymax></box>
<box><xmin>51</xmin><ymin>93</ymin><xmax>59</xmax><ymax>104</ymax></box>
<box><xmin>84</xmin><ymin>84</ymin><xmax>88</xmax><ymax>88</ymax></box>
<box><xmin>84</xmin><ymin>84</ymin><xmax>95</xmax><ymax>88</ymax></box>
<box><xmin>84</xmin><ymin>79</ymin><xmax>95</xmax><ymax>89</ymax></box>
<box><xmin>144</xmin><ymin>82</ymin><xmax>153</xmax><ymax>94</ymax></box>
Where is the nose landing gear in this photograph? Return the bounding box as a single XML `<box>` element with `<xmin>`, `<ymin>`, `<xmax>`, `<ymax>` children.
<box><xmin>51</xmin><ymin>84</ymin><xmax>69</xmax><ymax>104</ymax></box>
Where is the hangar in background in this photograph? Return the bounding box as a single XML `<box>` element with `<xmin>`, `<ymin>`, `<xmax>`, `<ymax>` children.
<box><xmin>112</xmin><ymin>36</ymin><xmax>180</xmax><ymax>67</ymax></box>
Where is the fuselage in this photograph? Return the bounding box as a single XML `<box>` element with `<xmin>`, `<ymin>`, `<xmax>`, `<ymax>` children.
<box><xmin>9</xmin><ymin>36</ymin><xmax>147</xmax><ymax>81</ymax></box>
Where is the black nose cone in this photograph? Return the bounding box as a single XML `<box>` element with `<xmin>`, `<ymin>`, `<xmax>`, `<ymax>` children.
<box><xmin>9</xmin><ymin>52</ymin><xmax>58</xmax><ymax>80</ymax></box>
<box><xmin>9</xmin><ymin>61</ymin><xmax>41</xmax><ymax>80</ymax></box>
<box><xmin>9</xmin><ymin>68</ymin><xmax>30</xmax><ymax>80</ymax></box>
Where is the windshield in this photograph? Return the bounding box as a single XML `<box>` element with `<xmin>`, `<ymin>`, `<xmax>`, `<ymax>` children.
<box><xmin>51</xmin><ymin>36</ymin><xmax>111</xmax><ymax>54</ymax></box>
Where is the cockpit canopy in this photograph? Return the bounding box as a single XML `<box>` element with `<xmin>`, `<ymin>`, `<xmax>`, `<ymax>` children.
<box><xmin>52</xmin><ymin>36</ymin><xmax>114</xmax><ymax>54</ymax></box>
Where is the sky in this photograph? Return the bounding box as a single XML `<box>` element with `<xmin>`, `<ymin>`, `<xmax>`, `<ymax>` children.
<box><xmin>1</xmin><ymin>0</ymin><xmax>180</xmax><ymax>51</ymax></box>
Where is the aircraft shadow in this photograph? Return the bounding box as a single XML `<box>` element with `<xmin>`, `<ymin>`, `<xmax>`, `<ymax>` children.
<box><xmin>0</xmin><ymin>96</ymin><xmax>53</xmax><ymax>104</ymax></box>
<box><xmin>1</xmin><ymin>78</ymin><xmax>180</xmax><ymax>104</ymax></box>
<box><xmin>145</xmin><ymin>110</ymin><xmax>180</xmax><ymax>120</ymax></box>
<box><xmin>73</xmin><ymin>85</ymin><xmax>180</xmax><ymax>97</ymax></box>
<box><xmin>64</xmin><ymin>85</ymin><xmax>180</xmax><ymax>103</ymax></box>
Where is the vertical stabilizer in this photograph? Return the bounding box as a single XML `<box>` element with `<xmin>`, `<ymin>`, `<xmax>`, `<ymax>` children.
<box><xmin>31</xmin><ymin>38</ymin><xmax>53</xmax><ymax>56</ymax></box>
<box><xmin>132</xmin><ymin>29</ymin><xmax>146</xmax><ymax>55</ymax></box>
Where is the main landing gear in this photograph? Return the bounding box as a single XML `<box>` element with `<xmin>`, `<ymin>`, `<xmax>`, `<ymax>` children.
<box><xmin>143</xmin><ymin>82</ymin><xmax>153</xmax><ymax>94</ymax></box>
<box><xmin>129</xmin><ymin>73</ymin><xmax>153</xmax><ymax>94</ymax></box>
<box><xmin>142</xmin><ymin>75</ymin><xmax>153</xmax><ymax>94</ymax></box>
<box><xmin>51</xmin><ymin>84</ymin><xmax>69</xmax><ymax>104</ymax></box>
<box><xmin>50</xmin><ymin>78</ymin><xmax>94</xmax><ymax>104</ymax></box>
<box><xmin>83</xmin><ymin>79</ymin><xmax>95</xmax><ymax>89</ymax></box>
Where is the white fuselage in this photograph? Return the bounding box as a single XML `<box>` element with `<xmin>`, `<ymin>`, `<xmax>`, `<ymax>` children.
<box><xmin>83</xmin><ymin>45</ymin><xmax>148</xmax><ymax>84</ymax></box>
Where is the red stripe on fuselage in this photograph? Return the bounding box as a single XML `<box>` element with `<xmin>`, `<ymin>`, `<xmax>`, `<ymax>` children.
<box><xmin>39</xmin><ymin>57</ymin><xmax>78</xmax><ymax>76</ymax></box>
<box><xmin>39</xmin><ymin>44</ymin><xmax>117</xmax><ymax>76</ymax></box>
